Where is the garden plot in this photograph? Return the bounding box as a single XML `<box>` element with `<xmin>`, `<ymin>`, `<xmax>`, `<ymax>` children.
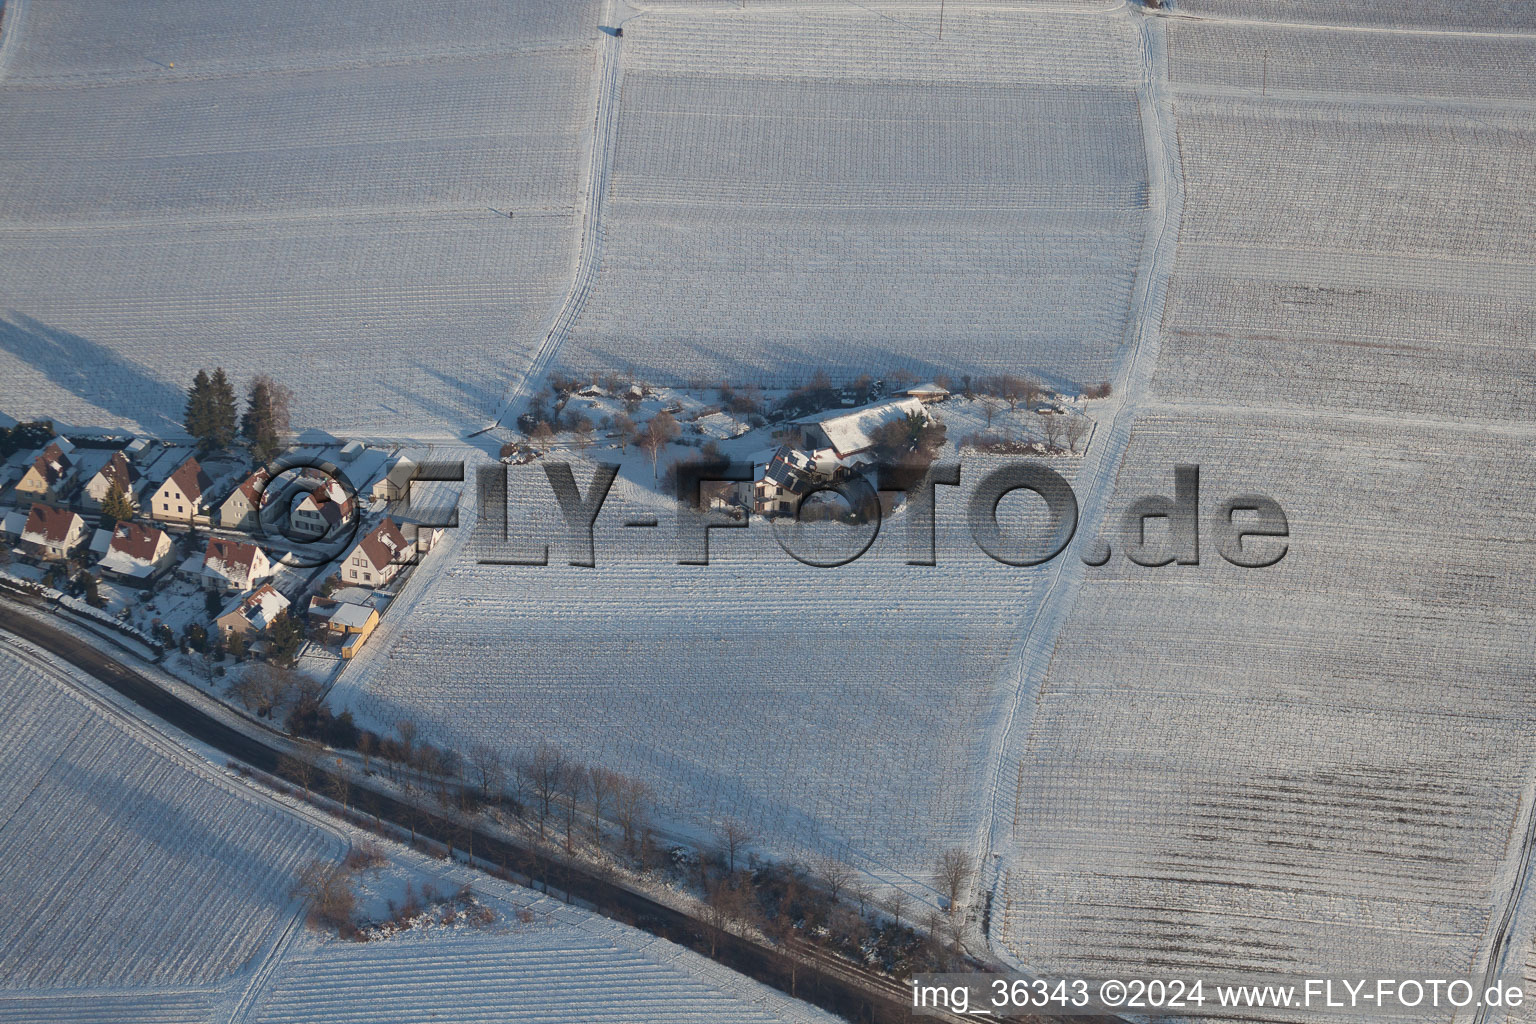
<box><xmin>0</xmin><ymin>0</ymin><xmax>599</xmax><ymax>439</ymax></box>
<box><xmin>332</xmin><ymin>450</ymin><xmax>1080</xmax><ymax>885</ymax></box>
<box><xmin>991</xmin><ymin>409</ymin><xmax>1536</xmax><ymax>998</ymax></box>
<box><xmin>1151</xmin><ymin>42</ymin><xmax>1536</xmax><ymax>423</ymax></box>
<box><xmin>0</xmin><ymin>642</ymin><xmax>343</xmax><ymax>992</ymax></box>
<box><xmin>554</xmin><ymin>5</ymin><xmax>1147</xmax><ymax>388</ymax></box>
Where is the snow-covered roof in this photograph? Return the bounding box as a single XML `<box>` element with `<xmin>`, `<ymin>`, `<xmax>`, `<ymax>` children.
<box><xmin>99</xmin><ymin>523</ymin><xmax>172</xmax><ymax>579</ymax></box>
<box><xmin>203</xmin><ymin>537</ymin><xmax>267</xmax><ymax>586</ymax></box>
<box><xmin>329</xmin><ymin>602</ymin><xmax>376</xmax><ymax>630</ymax></box>
<box><xmin>0</xmin><ymin>510</ymin><xmax>26</xmax><ymax>538</ymax></box>
<box><xmin>219</xmin><ymin>584</ymin><xmax>289</xmax><ymax>632</ymax></box>
<box><xmin>694</xmin><ymin>411</ymin><xmax>751</xmax><ymax>440</ymax></box>
<box><xmin>904</xmin><ymin>382</ymin><xmax>950</xmax><ymax>397</ymax></box>
<box><xmin>806</xmin><ymin>397</ymin><xmax>925</xmax><ymax>458</ymax></box>
<box><xmin>88</xmin><ymin>528</ymin><xmax>112</xmax><ymax>557</ymax></box>
<box><xmin>22</xmin><ymin>504</ymin><xmax>83</xmax><ymax>544</ymax></box>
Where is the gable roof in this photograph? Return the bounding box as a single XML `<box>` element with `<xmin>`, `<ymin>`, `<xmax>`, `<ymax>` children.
<box><xmin>107</xmin><ymin>522</ymin><xmax>168</xmax><ymax>563</ymax></box>
<box><xmin>203</xmin><ymin>536</ymin><xmax>264</xmax><ymax>581</ymax></box>
<box><xmin>354</xmin><ymin>517</ymin><xmax>410</xmax><ymax>571</ymax></box>
<box><xmin>219</xmin><ymin>584</ymin><xmax>290</xmax><ymax>631</ymax></box>
<box><xmin>809</xmin><ymin>397</ymin><xmax>926</xmax><ymax>458</ymax></box>
<box><xmin>228</xmin><ymin>466</ymin><xmax>271</xmax><ymax>505</ymax></box>
<box><xmin>163</xmin><ymin>456</ymin><xmax>213</xmax><ymax>503</ymax></box>
<box><xmin>92</xmin><ymin>450</ymin><xmax>137</xmax><ymax>492</ymax></box>
<box><xmin>27</xmin><ymin>442</ymin><xmax>74</xmax><ymax>487</ymax></box>
<box><xmin>22</xmin><ymin>503</ymin><xmax>83</xmax><ymax>544</ymax></box>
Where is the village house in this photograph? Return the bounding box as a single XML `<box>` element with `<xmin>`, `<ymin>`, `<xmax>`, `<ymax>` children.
<box><xmin>20</xmin><ymin>504</ymin><xmax>87</xmax><ymax>561</ymax></box>
<box><xmin>97</xmin><ymin>522</ymin><xmax>176</xmax><ymax>586</ymax></box>
<box><xmin>150</xmin><ymin>456</ymin><xmax>213</xmax><ymax>524</ymax></box>
<box><xmin>370</xmin><ymin>455</ymin><xmax>416</xmax><ymax>502</ymax></box>
<box><xmin>14</xmin><ymin>440</ymin><xmax>77</xmax><ymax>503</ymax></box>
<box><xmin>903</xmin><ymin>382</ymin><xmax>951</xmax><ymax>404</ymax></box>
<box><xmin>290</xmin><ymin>479</ymin><xmax>352</xmax><ymax>538</ymax></box>
<box><xmin>201</xmin><ymin>536</ymin><xmax>272</xmax><ymax>592</ymax></box>
<box><xmin>339</xmin><ymin>517</ymin><xmax>410</xmax><ymax>588</ymax></box>
<box><xmin>753</xmin><ymin>398</ymin><xmax>930</xmax><ymax>517</ymax></box>
<box><xmin>80</xmin><ymin>450</ymin><xmax>139</xmax><ymax>511</ymax></box>
<box><xmin>214</xmin><ymin>583</ymin><xmax>290</xmax><ymax>638</ymax></box>
<box><xmin>308</xmin><ymin>594</ymin><xmax>381</xmax><ymax>659</ymax></box>
<box><xmin>218</xmin><ymin>467</ymin><xmax>270</xmax><ymax>530</ymax></box>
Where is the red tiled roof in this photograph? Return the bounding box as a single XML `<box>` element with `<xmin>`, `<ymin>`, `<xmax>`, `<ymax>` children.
<box><xmin>108</xmin><ymin>522</ymin><xmax>166</xmax><ymax>562</ymax></box>
<box><xmin>356</xmin><ymin>517</ymin><xmax>409</xmax><ymax>571</ymax></box>
<box><xmin>30</xmin><ymin>442</ymin><xmax>73</xmax><ymax>487</ymax></box>
<box><xmin>23</xmin><ymin>503</ymin><xmax>81</xmax><ymax>544</ymax></box>
<box><xmin>166</xmin><ymin>456</ymin><xmax>213</xmax><ymax>503</ymax></box>
<box><xmin>204</xmin><ymin>536</ymin><xmax>260</xmax><ymax>576</ymax></box>
<box><xmin>95</xmin><ymin>451</ymin><xmax>136</xmax><ymax>493</ymax></box>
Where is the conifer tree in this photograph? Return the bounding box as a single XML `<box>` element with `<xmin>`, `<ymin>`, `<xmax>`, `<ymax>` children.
<box><xmin>184</xmin><ymin>370</ymin><xmax>212</xmax><ymax>442</ymax></box>
<box><xmin>208</xmin><ymin>368</ymin><xmax>238</xmax><ymax>449</ymax></box>
<box><xmin>100</xmin><ymin>483</ymin><xmax>135</xmax><ymax>527</ymax></box>
<box><xmin>241</xmin><ymin>377</ymin><xmax>283</xmax><ymax>463</ymax></box>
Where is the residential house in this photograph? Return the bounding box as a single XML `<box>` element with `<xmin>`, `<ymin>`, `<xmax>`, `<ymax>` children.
<box><xmin>290</xmin><ymin>479</ymin><xmax>352</xmax><ymax>538</ymax></box>
<box><xmin>338</xmin><ymin>517</ymin><xmax>410</xmax><ymax>588</ymax></box>
<box><xmin>14</xmin><ymin>440</ymin><xmax>76</xmax><ymax>503</ymax></box>
<box><xmin>81</xmin><ymin>450</ymin><xmax>139</xmax><ymax>511</ymax></box>
<box><xmin>201</xmin><ymin>537</ymin><xmax>272</xmax><ymax>592</ymax></box>
<box><xmin>218</xmin><ymin>467</ymin><xmax>270</xmax><ymax>530</ymax></box>
<box><xmin>150</xmin><ymin>456</ymin><xmax>212</xmax><ymax>524</ymax></box>
<box><xmin>371</xmin><ymin>455</ymin><xmax>416</xmax><ymax>502</ymax></box>
<box><xmin>753</xmin><ymin>398</ymin><xmax>929</xmax><ymax>516</ymax></box>
<box><xmin>20</xmin><ymin>504</ymin><xmax>87</xmax><ymax>561</ymax></box>
<box><xmin>97</xmin><ymin>522</ymin><xmax>176</xmax><ymax>586</ymax></box>
<box><xmin>214</xmin><ymin>584</ymin><xmax>290</xmax><ymax>638</ymax></box>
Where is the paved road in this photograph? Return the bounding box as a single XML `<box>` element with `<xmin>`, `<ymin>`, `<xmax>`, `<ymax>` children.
<box><xmin>0</xmin><ymin>600</ymin><xmax>963</xmax><ymax>1024</ymax></box>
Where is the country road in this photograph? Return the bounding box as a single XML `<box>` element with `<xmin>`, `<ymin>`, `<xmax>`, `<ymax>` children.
<box><xmin>0</xmin><ymin>599</ymin><xmax>994</xmax><ymax>1024</ymax></box>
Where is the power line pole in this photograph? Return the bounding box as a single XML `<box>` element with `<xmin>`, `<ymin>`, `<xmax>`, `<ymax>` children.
<box><xmin>1262</xmin><ymin>50</ymin><xmax>1268</xmax><ymax>96</ymax></box>
<box><xmin>939</xmin><ymin>0</ymin><xmax>945</xmax><ymax>41</ymax></box>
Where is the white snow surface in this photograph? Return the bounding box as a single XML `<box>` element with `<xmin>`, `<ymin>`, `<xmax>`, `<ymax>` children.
<box><xmin>0</xmin><ymin>0</ymin><xmax>600</xmax><ymax>439</ymax></box>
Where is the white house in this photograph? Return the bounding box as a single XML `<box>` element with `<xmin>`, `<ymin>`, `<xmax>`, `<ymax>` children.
<box><xmin>201</xmin><ymin>536</ymin><xmax>272</xmax><ymax>592</ymax></box>
<box><xmin>81</xmin><ymin>450</ymin><xmax>139</xmax><ymax>511</ymax></box>
<box><xmin>290</xmin><ymin>479</ymin><xmax>352</xmax><ymax>538</ymax></box>
<box><xmin>20</xmin><ymin>504</ymin><xmax>88</xmax><ymax>561</ymax></box>
<box><xmin>338</xmin><ymin>517</ymin><xmax>410</xmax><ymax>588</ymax></box>
<box><xmin>371</xmin><ymin>455</ymin><xmax>416</xmax><ymax>502</ymax></box>
<box><xmin>97</xmin><ymin>522</ymin><xmax>176</xmax><ymax>585</ymax></box>
<box><xmin>218</xmin><ymin>467</ymin><xmax>270</xmax><ymax>530</ymax></box>
<box><xmin>150</xmin><ymin>456</ymin><xmax>213</xmax><ymax>524</ymax></box>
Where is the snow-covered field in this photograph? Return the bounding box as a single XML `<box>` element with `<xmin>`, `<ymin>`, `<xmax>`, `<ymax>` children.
<box><xmin>985</xmin><ymin>13</ymin><xmax>1536</xmax><ymax>1013</ymax></box>
<box><xmin>0</xmin><ymin>640</ymin><xmax>343</xmax><ymax>995</ymax></box>
<box><xmin>0</xmin><ymin>640</ymin><xmax>839</xmax><ymax>1024</ymax></box>
<box><xmin>246</xmin><ymin>849</ymin><xmax>839</xmax><ymax>1024</ymax></box>
<box><xmin>1166</xmin><ymin>0</ymin><xmax>1536</xmax><ymax>32</ymax></box>
<box><xmin>0</xmin><ymin>0</ymin><xmax>598</xmax><ymax>439</ymax></box>
<box><xmin>333</xmin><ymin>449</ymin><xmax>1072</xmax><ymax>892</ymax></box>
<box><xmin>554</xmin><ymin>4</ymin><xmax>1148</xmax><ymax>387</ymax></box>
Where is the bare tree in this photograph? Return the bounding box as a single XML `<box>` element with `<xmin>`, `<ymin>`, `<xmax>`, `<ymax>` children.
<box><xmin>813</xmin><ymin>854</ymin><xmax>854</xmax><ymax>904</ymax></box>
<box><xmin>886</xmin><ymin>887</ymin><xmax>910</xmax><ymax>929</ymax></box>
<box><xmin>613</xmin><ymin>774</ymin><xmax>652</xmax><ymax>851</ymax></box>
<box><xmin>226</xmin><ymin>662</ymin><xmax>298</xmax><ymax>718</ymax></box>
<box><xmin>277</xmin><ymin>752</ymin><xmax>315</xmax><ymax>795</ymax></box>
<box><xmin>1064</xmin><ymin>414</ymin><xmax>1090</xmax><ymax>454</ymax></box>
<box><xmin>292</xmin><ymin>858</ymin><xmax>355</xmax><ymax>931</ymax></box>
<box><xmin>589</xmin><ymin>766</ymin><xmax>620</xmax><ymax>840</ymax></box>
<box><xmin>395</xmin><ymin>719</ymin><xmax>418</xmax><ymax>763</ymax></box>
<box><xmin>977</xmin><ymin>393</ymin><xmax>1002</xmax><ymax>427</ymax></box>
<box><xmin>517</xmin><ymin>742</ymin><xmax>569</xmax><ymax>838</ymax></box>
<box><xmin>610</xmin><ymin>412</ymin><xmax>637</xmax><ymax>453</ymax></box>
<box><xmin>561</xmin><ymin>763</ymin><xmax>588</xmax><ymax>853</ymax></box>
<box><xmin>469</xmin><ymin>742</ymin><xmax>506</xmax><ymax>798</ymax></box>
<box><xmin>1039</xmin><ymin>410</ymin><xmax>1064</xmax><ymax>448</ymax></box>
<box><xmin>636</xmin><ymin>412</ymin><xmax>679</xmax><ymax>479</ymax></box>
<box><xmin>935</xmin><ymin>847</ymin><xmax>974</xmax><ymax>915</ymax></box>
<box><xmin>323</xmin><ymin>770</ymin><xmax>351</xmax><ymax>812</ymax></box>
<box><xmin>717</xmin><ymin>819</ymin><xmax>754</xmax><ymax>875</ymax></box>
